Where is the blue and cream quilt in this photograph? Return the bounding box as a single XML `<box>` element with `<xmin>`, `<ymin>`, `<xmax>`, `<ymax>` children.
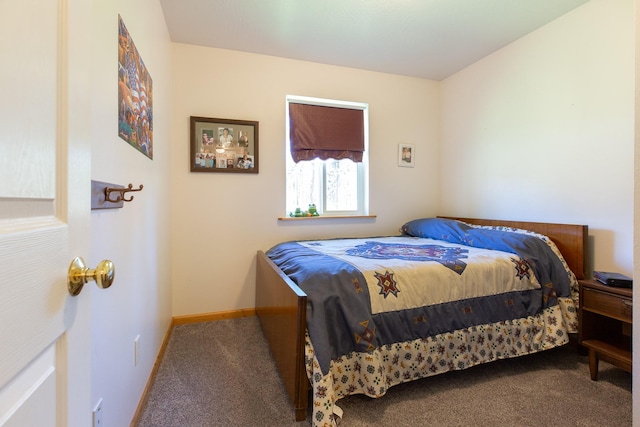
<box><xmin>266</xmin><ymin>218</ymin><xmax>579</xmax><ymax>427</ymax></box>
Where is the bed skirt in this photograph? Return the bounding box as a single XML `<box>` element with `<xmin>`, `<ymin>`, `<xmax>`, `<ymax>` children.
<box><xmin>304</xmin><ymin>299</ymin><xmax>577</xmax><ymax>427</ymax></box>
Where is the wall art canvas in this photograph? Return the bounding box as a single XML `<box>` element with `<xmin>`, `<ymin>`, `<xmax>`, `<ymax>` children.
<box><xmin>118</xmin><ymin>15</ymin><xmax>153</xmax><ymax>159</ymax></box>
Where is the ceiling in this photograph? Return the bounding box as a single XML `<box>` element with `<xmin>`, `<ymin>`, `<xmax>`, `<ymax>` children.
<box><xmin>159</xmin><ymin>0</ymin><xmax>591</xmax><ymax>81</ymax></box>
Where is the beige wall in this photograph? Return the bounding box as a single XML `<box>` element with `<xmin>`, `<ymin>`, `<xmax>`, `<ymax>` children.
<box><xmin>443</xmin><ymin>1</ymin><xmax>637</xmax><ymax>420</ymax></box>
<box><xmin>89</xmin><ymin>1</ymin><xmax>173</xmax><ymax>425</ymax></box>
<box><xmin>171</xmin><ymin>0</ymin><xmax>635</xmax><ymax>325</ymax></box>
<box><xmin>170</xmin><ymin>45</ymin><xmax>441</xmax><ymax>316</ymax></box>
<box><xmin>82</xmin><ymin>0</ymin><xmax>637</xmax><ymax>423</ymax></box>
<box><xmin>441</xmin><ymin>0</ymin><xmax>634</xmax><ymax>276</ymax></box>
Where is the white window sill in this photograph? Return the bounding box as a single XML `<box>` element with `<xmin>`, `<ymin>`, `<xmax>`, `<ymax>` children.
<box><xmin>278</xmin><ymin>214</ymin><xmax>377</xmax><ymax>221</ymax></box>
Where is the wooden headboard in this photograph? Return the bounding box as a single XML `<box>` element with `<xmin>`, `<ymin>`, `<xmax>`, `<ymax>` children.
<box><xmin>438</xmin><ymin>217</ymin><xmax>588</xmax><ymax>280</ymax></box>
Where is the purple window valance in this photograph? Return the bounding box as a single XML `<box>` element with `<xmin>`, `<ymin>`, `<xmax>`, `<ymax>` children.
<box><xmin>289</xmin><ymin>103</ymin><xmax>364</xmax><ymax>163</ymax></box>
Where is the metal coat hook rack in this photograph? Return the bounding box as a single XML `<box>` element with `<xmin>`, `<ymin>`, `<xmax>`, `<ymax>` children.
<box><xmin>91</xmin><ymin>180</ymin><xmax>144</xmax><ymax>210</ymax></box>
<box><xmin>105</xmin><ymin>183</ymin><xmax>144</xmax><ymax>203</ymax></box>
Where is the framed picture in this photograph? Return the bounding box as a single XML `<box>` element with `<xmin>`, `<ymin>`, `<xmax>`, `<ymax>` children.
<box><xmin>190</xmin><ymin>116</ymin><xmax>259</xmax><ymax>173</ymax></box>
<box><xmin>398</xmin><ymin>144</ymin><xmax>415</xmax><ymax>168</ymax></box>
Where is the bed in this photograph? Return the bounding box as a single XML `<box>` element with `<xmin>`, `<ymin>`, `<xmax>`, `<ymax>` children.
<box><xmin>255</xmin><ymin>217</ymin><xmax>588</xmax><ymax>426</ymax></box>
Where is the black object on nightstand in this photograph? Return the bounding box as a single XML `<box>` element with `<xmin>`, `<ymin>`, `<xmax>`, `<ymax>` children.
<box><xmin>578</xmin><ymin>279</ymin><xmax>632</xmax><ymax>380</ymax></box>
<box><xmin>593</xmin><ymin>271</ymin><xmax>633</xmax><ymax>288</ymax></box>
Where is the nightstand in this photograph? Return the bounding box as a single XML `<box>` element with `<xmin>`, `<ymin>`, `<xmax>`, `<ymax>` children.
<box><xmin>578</xmin><ymin>279</ymin><xmax>632</xmax><ymax>380</ymax></box>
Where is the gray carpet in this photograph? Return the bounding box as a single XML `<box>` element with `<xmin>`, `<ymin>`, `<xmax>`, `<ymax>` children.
<box><xmin>135</xmin><ymin>317</ymin><xmax>632</xmax><ymax>427</ymax></box>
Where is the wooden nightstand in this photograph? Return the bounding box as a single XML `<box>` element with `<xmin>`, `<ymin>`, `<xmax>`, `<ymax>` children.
<box><xmin>578</xmin><ymin>279</ymin><xmax>632</xmax><ymax>380</ymax></box>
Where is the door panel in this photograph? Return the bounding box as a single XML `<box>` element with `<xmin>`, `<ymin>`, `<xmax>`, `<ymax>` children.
<box><xmin>0</xmin><ymin>0</ymin><xmax>57</xmax><ymax>199</ymax></box>
<box><xmin>0</xmin><ymin>347</ymin><xmax>56</xmax><ymax>426</ymax></box>
<box><xmin>0</xmin><ymin>0</ymin><xmax>91</xmax><ymax>425</ymax></box>
<box><xmin>0</xmin><ymin>222</ymin><xmax>68</xmax><ymax>387</ymax></box>
<box><xmin>0</xmin><ymin>0</ymin><xmax>68</xmax><ymax>388</ymax></box>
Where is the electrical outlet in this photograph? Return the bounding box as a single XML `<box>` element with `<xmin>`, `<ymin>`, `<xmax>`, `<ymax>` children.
<box><xmin>92</xmin><ymin>398</ymin><xmax>103</xmax><ymax>427</ymax></box>
<box><xmin>134</xmin><ymin>334</ymin><xmax>140</xmax><ymax>366</ymax></box>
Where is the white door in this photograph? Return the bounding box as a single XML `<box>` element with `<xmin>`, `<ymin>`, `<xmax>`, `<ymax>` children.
<box><xmin>0</xmin><ymin>0</ymin><xmax>94</xmax><ymax>426</ymax></box>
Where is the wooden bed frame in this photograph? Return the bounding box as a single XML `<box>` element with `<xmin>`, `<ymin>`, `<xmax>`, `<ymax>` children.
<box><xmin>255</xmin><ymin>217</ymin><xmax>588</xmax><ymax>421</ymax></box>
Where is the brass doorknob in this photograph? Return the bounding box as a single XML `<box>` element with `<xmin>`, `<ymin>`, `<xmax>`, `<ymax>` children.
<box><xmin>67</xmin><ymin>257</ymin><xmax>115</xmax><ymax>296</ymax></box>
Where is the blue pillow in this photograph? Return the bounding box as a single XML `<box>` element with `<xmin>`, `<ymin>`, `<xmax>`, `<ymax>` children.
<box><xmin>400</xmin><ymin>218</ymin><xmax>472</xmax><ymax>240</ymax></box>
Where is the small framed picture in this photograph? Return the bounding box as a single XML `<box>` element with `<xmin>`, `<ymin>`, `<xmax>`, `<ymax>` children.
<box><xmin>190</xmin><ymin>116</ymin><xmax>259</xmax><ymax>173</ymax></box>
<box><xmin>398</xmin><ymin>144</ymin><xmax>415</xmax><ymax>168</ymax></box>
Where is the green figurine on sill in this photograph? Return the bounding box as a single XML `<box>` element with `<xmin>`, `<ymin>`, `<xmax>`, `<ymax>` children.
<box><xmin>289</xmin><ymin>205</ymin><xmax>318</xmax><ymax>217</ymax></box>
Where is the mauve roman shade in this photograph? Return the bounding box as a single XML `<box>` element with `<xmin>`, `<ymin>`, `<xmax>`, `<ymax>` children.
<box><xmin>289</xmin><ymin>103</ymin><xmax>364</xmax><ymax>163</ymax></box>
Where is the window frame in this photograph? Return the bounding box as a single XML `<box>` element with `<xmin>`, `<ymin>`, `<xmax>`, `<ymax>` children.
<box><xmin>285</xmin><ymin>95</ymin><xmax>369</xmax><ymax>217</ymax></box>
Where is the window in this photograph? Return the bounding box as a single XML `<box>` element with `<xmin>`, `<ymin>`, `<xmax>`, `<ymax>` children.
<box><xmin>286</xmin><ymin>95</ymin><xmax>369</xmax><ymax>217</ymax></box>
